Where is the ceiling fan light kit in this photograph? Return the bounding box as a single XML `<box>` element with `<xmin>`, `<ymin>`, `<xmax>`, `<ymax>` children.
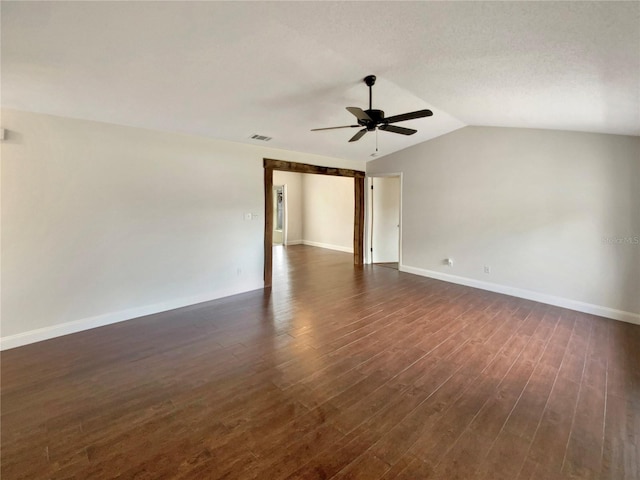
<box><xmin>311</xmin><ymin>74</ymin><xmax>433</xmax><ymax>143</ymax></box>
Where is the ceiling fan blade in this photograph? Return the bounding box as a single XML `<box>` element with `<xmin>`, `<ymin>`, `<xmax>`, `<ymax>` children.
<box><xmin>346</xmin><ymin>107</ymin><xmax>372</xmax><ymax>122</ymax></box>
<box><xmin>349</xmin><ymin>128</ymin><xmax>368</xmax><ymax>142</ymax></box>
<box><xmin>379</xmin><ymin>124</ymin><xmax>417</xmax><ymax>135</ymax></box>
<box><xmin>311</xmin><ymin>125</ymin><xmax>360</xmax><ymax>131</ymax></box>
<box><xmin>384</xmin><ymin>109</ymin><xmax>433</xmax><ymax>124</ymax></box>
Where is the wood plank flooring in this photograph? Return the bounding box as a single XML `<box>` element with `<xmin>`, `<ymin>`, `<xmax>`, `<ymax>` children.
<box><xmin>373</xmin><ymin>262</ymin><xmax>399</xmax><ymax>270</ymax></box>
<box><xmin>1</xmin><ymin>245</ymin><xmax>638</xmax><ymax>479</ymax></box>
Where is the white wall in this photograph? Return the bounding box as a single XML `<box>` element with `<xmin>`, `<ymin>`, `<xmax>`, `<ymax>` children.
<box><xmin>272</xmin><ymin>171</ymin><xmax>354</xmax><ymax>251</ymax></box>
<box><xmin>367</xmin><ymin>126</ymin><xmax>640</xmax><ymax>323</ymax></box>
<box><xmin>302</xmin><ymin>174</ymin><xmax>354</xmax><ymax>253</ymax></box>
<box><xmin>1</xmin><ymin>109</ymin><xmax>364</xmax><ymax>348</ymax></box>
<box><xmin>273</xmin><ymin>171</ymin><xmax>302</xmax><ymax>244</ymax></box>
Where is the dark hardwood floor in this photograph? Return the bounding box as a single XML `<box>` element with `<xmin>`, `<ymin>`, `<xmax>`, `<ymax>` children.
<box><xmin>373</xmin><ymin>262</ymin><xmax>399</xmax><ymax>271</ymax></box>
<box><xmin>2</xmin><ymin>245</ymin><xmax>638</xmax><ymax>479</ymax></box>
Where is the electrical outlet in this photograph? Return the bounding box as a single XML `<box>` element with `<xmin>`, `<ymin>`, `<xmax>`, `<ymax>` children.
<box><xmin>484</xmin><ymin>265</ymin><xmax>491</xmax><ymax>274</ymax></box>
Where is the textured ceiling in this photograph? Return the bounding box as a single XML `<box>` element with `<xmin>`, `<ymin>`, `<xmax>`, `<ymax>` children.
<box><xmin>2</xmin><ymin>1</ymin><xmax>639</xmax><ymax>162</ymax></box>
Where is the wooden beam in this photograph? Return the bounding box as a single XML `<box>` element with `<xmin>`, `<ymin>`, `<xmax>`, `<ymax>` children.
<box><xmin>354</xmin><ymin>176</ymin><xmax>365</xmax><ymax>265</ymax></box>
<box><xmin>264</xmin><ymin>167</ymin><xmax>273</xmax><ymax>288</ymax></box>
<box><xmin>263</xmin><ymin>158</ymin><xmax>365</xmax><ymax>179</ymax></box>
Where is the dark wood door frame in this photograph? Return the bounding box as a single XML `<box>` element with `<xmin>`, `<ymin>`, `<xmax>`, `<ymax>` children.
<box><xmin>263</xmin><ymin>158</ymin><xmax>365</xmax><ymax>288</ymax></box>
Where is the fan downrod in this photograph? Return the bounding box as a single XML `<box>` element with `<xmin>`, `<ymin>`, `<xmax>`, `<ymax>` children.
<box><xmin>364</xmin><ymin>75</ymin><xmax>376</xmax><ymax>110</ymax></box>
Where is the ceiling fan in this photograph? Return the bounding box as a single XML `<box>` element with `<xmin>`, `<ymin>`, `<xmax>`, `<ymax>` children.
<box><xmin>311</xmin><ymin>75</ymin><xmax>433</xmax><ymax>143</ymax></box>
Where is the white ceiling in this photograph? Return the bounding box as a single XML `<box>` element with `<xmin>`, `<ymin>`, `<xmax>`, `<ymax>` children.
<box><xmin>2</xmin><ymin>1</ymin><xmax>639</xmax><ymax>162</ymax></box>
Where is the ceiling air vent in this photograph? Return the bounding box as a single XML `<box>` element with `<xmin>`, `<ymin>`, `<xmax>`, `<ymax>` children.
<box><xmin>250</xmin><ymin>134</ymin><xmax>272</xmax><ymax>142</ymax></box>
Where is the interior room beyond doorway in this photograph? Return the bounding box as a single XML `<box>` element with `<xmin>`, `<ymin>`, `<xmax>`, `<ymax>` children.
<box><xmin>272</xmin><ymin>171</ymin><xmax>354</xmax><ymax>251</ymax></box>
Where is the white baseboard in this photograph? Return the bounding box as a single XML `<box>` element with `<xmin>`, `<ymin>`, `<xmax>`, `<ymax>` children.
<box><xmin>285</xmin><ymin>239</ymin><xmax>303</xmax><ymax>246</ymax></box>
<box><xmin>399</xmin><ymin>264</ymin><xmax>640</xmax><ymax>326</ymax></box>
<box><xmin>0</xmin><ymin>282</ymin><xmax>264</xmax><ymax>351</ymax></box>
<box><xmin>301</xmin><ymin>240</ymin><xmax>354</xmax><ymax>254</ymax></box>
<box><xmin>8</xmin><ymin>264</ymin><xmax>634</xmax><ymax>351</ymax></box>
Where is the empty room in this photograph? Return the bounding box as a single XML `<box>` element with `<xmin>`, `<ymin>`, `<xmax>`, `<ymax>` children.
<box><xmin>1</xmin><ymin>2</ymin><xmax>638</xmax><ymax>479</ymax></box>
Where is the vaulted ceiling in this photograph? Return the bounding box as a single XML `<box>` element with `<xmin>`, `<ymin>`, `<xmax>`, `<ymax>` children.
<box><xmin>2</xmin><ymin>2</ymin><xmax>639</xmax><ymax>162</ymax></box>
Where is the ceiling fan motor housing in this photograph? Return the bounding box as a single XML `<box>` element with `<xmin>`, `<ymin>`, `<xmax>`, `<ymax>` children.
<box><xmin>361</xmin><ymin>109</ymin><xmax>385</xmax><ymax>130</ymax></box>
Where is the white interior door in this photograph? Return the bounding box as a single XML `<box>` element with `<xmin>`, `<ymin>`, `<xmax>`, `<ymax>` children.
<box><xmin>371</xmin><ymin>176</ymin><xmax>400</xmax><ymax>263</ymax></box>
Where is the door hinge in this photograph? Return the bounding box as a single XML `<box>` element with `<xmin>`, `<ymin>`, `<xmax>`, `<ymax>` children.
<box><xmin>370</xmin><ymin>248</ymin><xmax>373</xmax><ymax>252</ymax></box>
<box><xmin>370</xmin><ymin>185</ymin><xmax>374</xmax><ymax>190</ymax></box>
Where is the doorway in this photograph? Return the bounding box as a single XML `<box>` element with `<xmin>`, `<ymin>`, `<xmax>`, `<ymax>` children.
<box><xmin>368</xmin><ymin>174</ymin><xmax>401</xmax><ymax>269</ymax></box>
<box><xmin>263</xmin><ymin>158</ymin><xmax>366</xmax><ymax>288</ymax></box>
<box><xmin>272</xmin><ymin>185</ymin><xmax>286</xmax><ymax>246</ymax></box>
